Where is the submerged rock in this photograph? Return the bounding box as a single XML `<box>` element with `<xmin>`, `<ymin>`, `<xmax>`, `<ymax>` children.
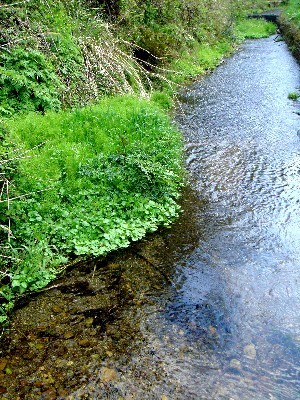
<box><xmin>100</xmin><ymin>367</ymin><xmax>118</xmax><ymax>382</ymax></box>
<box><xmin>243</xmin><ymin>344</ymin><xmax>257</xmax><ymax>360</ymax></box>
<box><xmin>229</xmin><ymin>358</ymin><xmax>242</xmax><ymax>371</ymax></box>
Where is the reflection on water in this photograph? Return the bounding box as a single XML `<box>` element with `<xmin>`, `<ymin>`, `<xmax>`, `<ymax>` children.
<box><xmin>1</xmin><ymin>36</ymin><xmax>300</xmax><ymax>399</ymax></box>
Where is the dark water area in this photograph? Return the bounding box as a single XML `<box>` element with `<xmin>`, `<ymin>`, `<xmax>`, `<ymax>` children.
<box><xmin>1</xmin><ymin>35</ymin><xmax>300</xmax><ymax>399</ymax></box>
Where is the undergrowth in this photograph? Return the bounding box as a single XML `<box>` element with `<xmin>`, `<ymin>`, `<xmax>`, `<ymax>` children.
<box><xmin>234</xmin><ymin>19</ymin><xmax>276</xmax><ymax>40</ymax></box>
<box><xmin>0</xmin><ymin>96</ymin><xmax>184</xmax><ymax>322</ymax></box>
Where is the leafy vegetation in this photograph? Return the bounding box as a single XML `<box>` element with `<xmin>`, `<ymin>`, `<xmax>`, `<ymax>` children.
<box><xmin>282</xmin><ymin>0</ymin><xmax>300</xmax><ymax>23</ymax></box>
<box><xmin>288</xmin><ymin>91</ymin><xmax>300</xmax><ymax>100</ymax></box>
<box><xmin>234</xmin><ymin>19</ymin><xmax>276</xmax><ymax>40</ymax></box>
<box><xmin>0</xmin><ymin>96</ymin><xmax>184</xmax><ymax>322</ymax></box>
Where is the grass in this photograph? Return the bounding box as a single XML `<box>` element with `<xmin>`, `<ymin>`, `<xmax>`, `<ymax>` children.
<box><xmin>0</xmin><ymin>95</ymin><xmax>184</xmax><ymax>322</ymax></box>
<box><xmin>282</xmin><ymin>0</ymin><xmax>300</xmax><ymax>24</ymax></box>
<box><xmin>168</xmin><ymin>41</ymin><xmax>233</xmax><ymax>83</ymax></box>
<box><xmin>234</xmin><ymin>19</ymin><xmax>276</xmax><ymax>40</ymax></box>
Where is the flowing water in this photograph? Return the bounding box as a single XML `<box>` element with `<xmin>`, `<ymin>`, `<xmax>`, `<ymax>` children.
<box><xmin>1</xmin><ymin>35</ymin><xmax>300</xmax><ymax>399</ymax></box>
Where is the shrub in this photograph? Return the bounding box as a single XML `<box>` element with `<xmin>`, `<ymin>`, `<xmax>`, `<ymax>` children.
<box><xmin>5</xmin><ymin>95</ymin><xmax>184</xmax><ymax>258</ymax></box>
<box><xmin>0</xmin><ymin>47</ymin><xmax>63</xmax><ymax>115</ymax></box>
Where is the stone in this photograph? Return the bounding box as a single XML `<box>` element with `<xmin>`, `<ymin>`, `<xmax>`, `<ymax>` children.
<box><xmin>64</xmin><ymin>331</ymin><xmax>75</xmax><ymax>340</ymax></box>
<box><xmin>244</xmin><ymin>344</ymin><xmax>257</xmax><ymax>359</ymax></box>
<box><xmin>0</xmin><ymin>386</ymin><xmax>7</xmax><ymax>394</ymax></box>
<box><xmin>209</xmin><ymin>326</ymin><xmax>217</xmax><ymax>335</ymax></box>
<box><xmin>41</xmin><ymin>389</ymin><xmax>57</xmax><ymax>400</ymax></box>
<box><xmin>100</xmin><ymin>367</ymin><xmax>118</xmax><ymax>382</ymax></box>
<box><xmin>0</xmin><ymin>359</ymin><xmax>7</xmax><ymax>371</ymax></box>
<box><xmin>52</xmin><ymin>305</ymin><xmax>63</xmax><ymax>313</ymax></box>
<box><xmin>42</xmin><ymin>373</ymin><xmax>55</xmax><ymax>385</ymax></box>
<box><xmin>79</xmin><ymin>339</ymin><xmax>90</xmax><ymax>347</ymax></box>
<box><xmin>229</xmin><ymin>358</ymin><xmax>242</xmax><ymax>370</ymax></box>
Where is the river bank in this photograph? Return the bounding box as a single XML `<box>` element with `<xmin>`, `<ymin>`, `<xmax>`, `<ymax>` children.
<box><xmin>1</xmin><ymin>32</ymin><xmax>300</xmax><ymax>399</ymax></box>
<box><xmin>279</xmin><ymin>12</ymin><xmax>300</xmax><ymax>62</ymax></box>
<box><xmin>0</xmin><ymin>2</ymin><xmax>276</xmax><ymax>326</ymax></box>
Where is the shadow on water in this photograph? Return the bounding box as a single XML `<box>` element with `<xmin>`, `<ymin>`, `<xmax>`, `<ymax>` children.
<box><xmin>1</xmin><ymin>35</ymin><xmax>300</xmax><ymax>399</ymax></box>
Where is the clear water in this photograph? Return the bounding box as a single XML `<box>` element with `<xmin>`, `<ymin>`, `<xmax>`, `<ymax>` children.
<box><xmin>71</xmin><ymin>35</ymin><xmax>300</xmax><ymax>400</ymax></box>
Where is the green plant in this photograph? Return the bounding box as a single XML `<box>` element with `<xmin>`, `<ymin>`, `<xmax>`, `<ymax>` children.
<box><xmin>0</xmin><ymin>96</ymin><xmax>183</xmax><ymax>322</ymax></box>
<box><xmin>0</xmin><ymin>47</ymin><xmax>63</xmax><ymax>115</ymax></box>
<box><xmin>233</xmin><ymin>19</ymin><xmax>276</xmax><ymax>40</ymax></box>
<box><xmin>288</xmin><ymin>91</ymin><xmax>300</xmax><ymax>100</ymax></box>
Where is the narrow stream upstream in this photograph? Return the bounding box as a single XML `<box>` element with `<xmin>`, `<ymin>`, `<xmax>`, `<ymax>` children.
<box><xmin>1</xmin><ymin>35</ymin><xmax>300</xmax><ymax>400</ymax></box>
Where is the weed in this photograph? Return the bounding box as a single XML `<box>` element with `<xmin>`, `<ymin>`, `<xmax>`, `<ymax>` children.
<box><xmin>288</xmin><ymin>91</ymin><xmax>300</xmax><ymax>100</ymax></box>
<box><xmin>0</xmin><ymin>96</ymin><xmax>184</xmax><ymax>322</ymax></box>
<box><xmin>233</xmin><ymin>19</ymin><xmax>276</xmax><ymax>40</ymax></box>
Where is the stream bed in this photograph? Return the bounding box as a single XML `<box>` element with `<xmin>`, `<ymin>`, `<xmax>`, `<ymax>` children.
<box><xmin>1</xmin><ymin>35</ymin><xmax>300</xmax><ymax>399</ymax></box>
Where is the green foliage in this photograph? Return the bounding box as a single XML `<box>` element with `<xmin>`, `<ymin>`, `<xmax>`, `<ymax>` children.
<box><xmin>168</xmin><ymin>41</ymin><xmax>233</xmax><ymax>83</ymax></box>
<box><xmin>279</xmin><ymin>1</ymin><xmax>300</xmax><ymax>60</ymax></box>
<box><xmin>283</xmin><ymin>0</ymin><xmax>300</xmax><ymax>24</ymax></box>
<box><xmin>288</xmin><ymin>91</ymin><xmax>300</xmax><ymax>100</ymax></box>
<box><xmin>0</xmin><ymin>96</ymin><xmax>183</xmax><ymax>320</ymax></box>
<box><xmin>116</xmin><ymin>0</ymin><xmax>248</xmax><ymax>66</ymax></box>
<box><xmin>234</xmin><ymin>19</ymin><xmax>276</xmax><ymax>40</ymax></box>
<box><xmin>0</xmin><ymin>47</ymin><xmax>63</xmax><ymax>115</ymax></box>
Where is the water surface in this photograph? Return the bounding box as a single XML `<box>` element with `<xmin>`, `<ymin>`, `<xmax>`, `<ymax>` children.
<box><xmin>74</xmin><ymin>35</ymin><xmax>300</xmax><ymax>400</ymax></box>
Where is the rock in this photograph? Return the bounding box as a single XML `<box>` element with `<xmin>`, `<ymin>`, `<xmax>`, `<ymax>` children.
<box><xmin>209</xmin><ymin>326</ymin><xmax>217</xmax><ymax>335</ymax></box>
<box><xmin>52</xmin><ymin>305</ymin><xmax>63</xmax><ymax>313</ymax></box>
<box><xmin>57</xmin><ymin>388</ymin><xmax>68</xmax><ymax>397</ymax></box>
<box><xmin>0</xmin><ymin>359</ymin><xmax>7</xmax><ymax>371</ymax></box>
<box><xmin>161</xmin><ymin>396</ymin><xmax>168</xmax><ymax>400</ymax></box>
<box><xmin>100</xmin><ymin>367</ymin><xmax>118</xmax><ymax>382</ymax></box>
<box><xmin>19</xmin><ymin>379</ymin><xmax>30</xmax><ymax>388</ymax></box>
<box><xmin>229</xmin><ymin>358</ymin><xmax>242</xmax><ymax>370</ymax></box>
<box><xmin>23</xmin><ymin>352</ymin><xmax>34</xmax><ymax>360</ymax></box>
<box><xmin>42</xmin><ymin>373</ymin><xmax>55</xmax><ymax>385</ymax></box>
<box><xmin>79</xmin><ymin>338</ymin><xmax>90</xmax><ymax>347</ymax></box>
<box><xmin>41</xmin><ymin>389</ymin><xmax>57</xmax><ymax>400</ymax></box>
<box><xmin>64</xmin><ymin>331</ymin><xmax>75</xmax><ymax>340</ymax></box>
<box><xmin>244</xmin><ymin>343</ymin><xmax>257</xmax><ymax>359</ymax></box>
<box><xmin>0</xmin><ymin>386</ymin><xmax>7</xmax><ymax>394</ymax></box>
<box><xmin>33</xmin><ymin>382</ymin><xmax>44</xmax><ymax>388</ymax></box>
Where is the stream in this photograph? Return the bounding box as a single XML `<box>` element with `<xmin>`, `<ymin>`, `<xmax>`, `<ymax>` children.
<box><xmin>1</xmin><ymin>35</ymin><xmax>300</xmax><ymax>399</ymax></box>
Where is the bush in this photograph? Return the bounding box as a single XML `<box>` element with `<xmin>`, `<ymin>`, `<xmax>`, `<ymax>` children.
<box><xmin>5</xmin><ymin>95</ymin><xmax>184</xmax><ymax>258</ymax></box>
<box><xmin>0</xmin><ymin>47</ymin><xmax>63</xmax><ymax>115</ymax></box>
